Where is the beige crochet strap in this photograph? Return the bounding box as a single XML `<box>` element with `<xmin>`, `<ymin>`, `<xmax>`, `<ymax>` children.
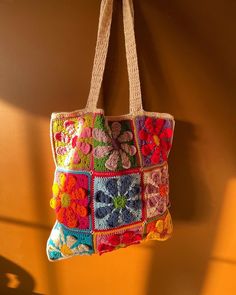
<box><xmin>86</xmin><ymin>0</ymin><xmax>143</xmax><ymax>114</ymax></box>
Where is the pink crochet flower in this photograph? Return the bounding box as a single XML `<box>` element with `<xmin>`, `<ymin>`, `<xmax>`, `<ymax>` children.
<box><xmin>93</xmin><ymin>121</ymin><xmax>137</xmax><ymax>171</ymax></box>
<box><xmin>55</xmin><ymin>118</ymin><xmax>92</xmax><ymax>165</ymax></box>
<box><xmin>50</xmin><ymin>173</ymin><xmax>90</xmax><ymax>229</ymax></box>
<box><xmin>145</xmin><ymin>165</ymin><xmax>169</xmax><ymax>218</ymax></box>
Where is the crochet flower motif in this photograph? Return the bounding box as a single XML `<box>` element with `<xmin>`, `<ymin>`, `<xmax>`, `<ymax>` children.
<box><xmin>94</xmin><ymin>175</ymin><xmax>142</xmax><ymax>229</ymax></box>
<box><xmin>54</xmin><ymin>118</ymin><xmax>92</xmax><ymax>166</ymax></box>
<box><xmin>145</xmin><ymin>165</ymin><xmax>169</xmax><ymax>218</ymax></box>
<box><xmin>146</xmin><ymin>210</ymin><xmax>173</xmax><ymax>241</ymax></box>
<box><xmin>138</xmin><ymin>117</ymin><xmax>173</xmax><ymax>165</ymax></box>
<box><xmin>98</xmin><ymin>231</ymin><xmax>142</xmax><ymax>254</ymax></box>
<box><xmin>50</xmin><ymin>173</ymin><xmax>90</xmax><ymax>229</ymax></box>
<box><xmin>47</xmin><ymin>226</ymin><xmax>90</xmax><ymax>260</ymax></box>
<box><xmin>93</xmin><ymin>120</ymin><xmax>137</xmax><ymax>171</ymax></box>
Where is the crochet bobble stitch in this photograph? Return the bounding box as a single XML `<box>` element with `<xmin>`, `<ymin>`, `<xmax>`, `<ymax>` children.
<box><xmin>50</xmin><ymin>172</ymin><xmax>90</xmax><ymax>230</ymax></box>
<box><xmin>93</xmin><ymin>116</ymin><xmax>139</xmax><ymax>172</ymax></box>
<box><xmin>47</xmin><ymin>0</ymin><xmax>175</xmax><ymax>260</ymax></box>
<box><xmin>146</xmin><ymin>210</ymin><xmax>173</xmax><ymax>241</ymax></box>
<box><xmin>136</xmin><ymin>116</ymin><xmax>173</xmax><ymax>167</ymax></box>
<box><xmin>48</xmin><ymin>113</ymin><xmax>174</xmax><ymax>259</ymax></box>
<box><xmin>97</xmin><ymin>229</ymin><xmax>142</xmax><ymax>254</ymax></box>
<box><xmin>53</xmin><ymin>115</ymin><xmax>93</xmax><ymax>169</ymax></box>
<box><xmin>47</xmin><ymin>222</ymin><xmax>93</xmax><ymax>260</ymax></box>
<box><xmin>144</xmin><ymin>164</ymin><xmax>170</xmax><ymax>219</ymax></box>
<box><xmin>93</xmin><ymin>174</ymin><xmax>142</xmax><ymax>230</ymax></box>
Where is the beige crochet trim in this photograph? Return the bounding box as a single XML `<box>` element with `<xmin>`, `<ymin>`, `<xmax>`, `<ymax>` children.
<box><xmin>51</xmin><ymin>108</ymin><xmax>174</xmax><ymax>120</ymax></box>
<box><xmin>52</xmin><ymin>0</ymin><xmax>174</xmax><ymax>120</ymax></box>
<box><xmin>85</xmin><ymin>0</ymin><xmax>143</xmax><ymax>114</ymax></box>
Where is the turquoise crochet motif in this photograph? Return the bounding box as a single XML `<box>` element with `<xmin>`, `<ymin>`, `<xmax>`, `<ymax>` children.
<box><xmin>47</xmin><ymin>221</ymin><xmax>94</xmax><ymax>261</ymax></box>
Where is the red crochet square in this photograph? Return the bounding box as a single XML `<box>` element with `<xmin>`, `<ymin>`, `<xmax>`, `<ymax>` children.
<box><xmin>50</xmin><ymin>170</ymin><xmax>92</xmax><ymax>230</ymax></box>
<box><xmin>94</xmin><ymin>224</ymin><xmax>144</xmax><ymax>255</ymax></box>
<box><xmin>135</xmin><ymin>116</ymin><xmax>174</xmax><ymax>167</ymax></box>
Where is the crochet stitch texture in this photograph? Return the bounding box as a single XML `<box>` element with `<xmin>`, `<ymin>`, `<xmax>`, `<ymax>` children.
<box><xmin>47</xmin><ymin>113</ymin><xmax>174</xmax><ymax>260</ymax></box>
<box><xmin>46</xmin><ymin>0</ymin><xmax>175</xmax><ymax>261</ymax></box>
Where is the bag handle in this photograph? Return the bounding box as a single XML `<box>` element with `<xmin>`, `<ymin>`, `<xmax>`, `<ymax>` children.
<box><xmin>85</xmin><ymin>0</ymin><xmax>143</xmax><ymax>115</ymax></box>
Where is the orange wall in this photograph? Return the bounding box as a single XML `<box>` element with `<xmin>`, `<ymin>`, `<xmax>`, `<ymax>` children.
<box><xmin>0</xmin><ymin>1</ymin><xmax>235</xmax><ymax>294</ymax></box>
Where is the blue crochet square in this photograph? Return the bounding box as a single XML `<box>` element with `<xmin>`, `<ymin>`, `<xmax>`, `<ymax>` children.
<box><xmin>92</xmin><ymin>172</ymin><xmax>143</xmax><ymax>230</ymax></box>
<box><xmin>47</xmin><ymin>221</ymin><xmax>94</xmax><ymax>261</ymax></box>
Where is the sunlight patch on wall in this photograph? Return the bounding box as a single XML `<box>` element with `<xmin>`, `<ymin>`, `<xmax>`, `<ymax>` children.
<box><xmin>200</xmin><ymin>179</ymin><xmax>236</xmax><ymax>295</ymax></box>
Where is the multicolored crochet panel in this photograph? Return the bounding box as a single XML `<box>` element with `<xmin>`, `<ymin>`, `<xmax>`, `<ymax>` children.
<box><xmin>47</xmin><ymin>112</ymin><xmax>174</xmax><ymax>261</ymax></box>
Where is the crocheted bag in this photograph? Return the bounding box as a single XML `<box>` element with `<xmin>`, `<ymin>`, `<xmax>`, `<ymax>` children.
<box><xmin>46</xmin><ymin>0</ymin><xmax>175</xmax><ymax>261</ymax></box>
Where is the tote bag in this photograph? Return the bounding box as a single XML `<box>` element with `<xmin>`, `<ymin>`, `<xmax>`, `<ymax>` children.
<box><xmin>46</xmin><ymin>0</ymin><xmax>175</xmax><ymax>261</ymax></box>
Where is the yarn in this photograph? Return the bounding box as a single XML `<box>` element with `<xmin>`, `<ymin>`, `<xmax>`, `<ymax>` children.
<box><xmin>144</xmin><ymin>163</ymin><xmax>170</xmax><ymax>219</ymax></box>
<box><xmin>93</xmin><ymin>115</ymin><xmax>138</xmax><ymax>171</ymax></box>
<box><xmin>136</xmin><ymin>116</ymin><xmax>174</xmax><ymax>166</ymax></box>
<box><xmin>93</xmin><ymin>173</ymin><xmax>142</xmax><ymax>230</ymax></box>
<box><xmin>47</xmin><ymin>0</ymin><xmax>175</xmax><ymax>260</ymax></box>
<box><xmin>96</xmin><ymin>228</ymin><xmax>143</xmax><ymax>255</ymax></box>
<box><xmin>50</xmin><ymin>171</ymin><xmax>91</xmax><ymax>230</ymax></box>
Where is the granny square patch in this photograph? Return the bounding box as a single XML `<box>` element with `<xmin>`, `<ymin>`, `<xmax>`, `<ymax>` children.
<box><xmin>95</xmin><ymin>225</ymin><xmax>144</xmax><ymax>255</ymax></box>
<box><xmin>47</xmin><ymin>221</ymin><xmax>94</xmax><ymax>261</ymax></box>
<box><xmin>52</xmin><ymin>114</ymin><xmax>93</xmax><ymax>170</ymax></box>
<box><xmin>93</xmin><ymin>114</ymin><xmax>139</xmax><ymax>171</ymax></box>
<box><xmin>143</xmin><ymin>163</ymin><xmax>170</xmax><ymax>219</ymax></box>
<box><xmin>49</xmin><ymin>170</ymin><xmax>92</xmax><ymax>230</ymax></box>
<box><xmin>135</xmin><ymin>116</ymin><xmax>174</xmax><ymax>167</ymax></box>
<box><xmin>92</xmin><ymin>171</ymin><xmax>143</xmax><ymax>230</ymax></box>
<box><xmin>144</xmin><ymin>209</ymin><xmax>173</xmax><ymax>241</ymax></box>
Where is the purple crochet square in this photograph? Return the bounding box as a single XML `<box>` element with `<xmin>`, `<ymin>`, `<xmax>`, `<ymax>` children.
<box><xmin>135</xmin><ymin>116</ymin><xmax>174</xmax><ymax>167</ymax></box>
<box><xmin>143</xmin><ymin>164</ymin><xmax>170</xmax><ymax>219</ymax></box>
